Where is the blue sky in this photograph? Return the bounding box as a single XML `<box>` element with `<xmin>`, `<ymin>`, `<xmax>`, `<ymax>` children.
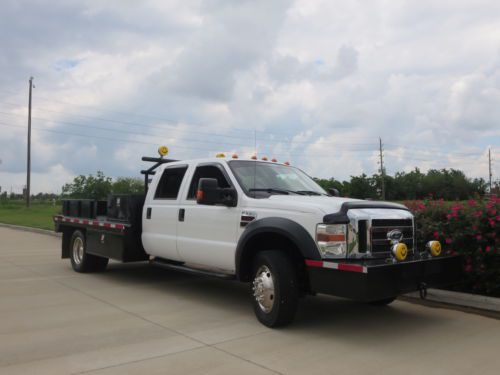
<box><xmin>0</xmin><ymin>0</ymin><xmax>499</xmax><ymax>193</ymax></box>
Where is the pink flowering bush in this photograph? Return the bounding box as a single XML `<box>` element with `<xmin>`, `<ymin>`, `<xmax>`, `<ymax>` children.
<box><xmin>405</xmin><ymin>196</ymin><xmax>500</xmax><ymax>296</ymax></box>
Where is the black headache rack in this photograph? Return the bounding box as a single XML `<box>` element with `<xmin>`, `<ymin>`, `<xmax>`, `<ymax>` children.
<box><xmin>305</xmin><ymin>255</ymin><xmax>462</xmax><ymax>302</ymax></box>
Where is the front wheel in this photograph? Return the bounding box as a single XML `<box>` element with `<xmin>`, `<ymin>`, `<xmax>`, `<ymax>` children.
<box><xmin>251</xmin><ymin>250</ymin><xmax>299</xmax><ymax>328</ymax></box>
<box><xmin>70</xmin><ymin>230</ymin><xmax>109</xmax><ymax>273</ymax></box>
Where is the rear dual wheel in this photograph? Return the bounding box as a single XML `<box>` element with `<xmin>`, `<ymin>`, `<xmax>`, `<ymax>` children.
<box><xmin>70</xmin><ymin>230</ymin><xmax>109</xmax><ymax>273</ymax></box>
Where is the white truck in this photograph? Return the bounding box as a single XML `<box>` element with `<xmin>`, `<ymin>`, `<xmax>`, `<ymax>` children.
<box><xmin>54</xmin><ymin>149</ymin><xmax>461</xmax><ymax>327</ymax></box>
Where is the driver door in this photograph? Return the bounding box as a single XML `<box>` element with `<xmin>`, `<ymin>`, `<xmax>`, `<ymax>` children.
<box><xmin>176</xmin><ymin>163</ymin><xmax>239</xmax><ymax>272</ymax></box>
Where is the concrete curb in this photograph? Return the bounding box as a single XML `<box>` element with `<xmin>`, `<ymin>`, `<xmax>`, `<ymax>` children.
<box><xmin>0</xmin><ymin>222</ymin><xmax>61</xmax><ymax>237</ymax></box>
<box><xmin>404</xmin><ymin>288</ymin><xmax>500</xmax><ymax>313</ymax></box>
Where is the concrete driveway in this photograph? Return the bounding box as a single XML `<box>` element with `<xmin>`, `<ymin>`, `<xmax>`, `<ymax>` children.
<box><xmin>0</xmin><ymin>226</ymin><xmax>499</xmax><ymax>375</ymax></box>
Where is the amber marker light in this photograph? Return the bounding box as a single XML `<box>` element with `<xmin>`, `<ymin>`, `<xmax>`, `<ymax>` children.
<box><xmin>196</xmin><ymin>190</ymin><xmax>204</xmax><ymax>201</ymax></box>
<box><xmin>158</xmin><ymin>145</ymin><xmax>169</xmax><ymax>157</ymax></box>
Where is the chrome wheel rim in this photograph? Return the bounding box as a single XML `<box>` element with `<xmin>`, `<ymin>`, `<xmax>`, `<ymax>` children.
<box><xmin>252</xmin><ymin>265</ymin><xmax>275</xmax><ymax>313</ymax></box>
<box><xmin>72</xmin><ymin>237</ymin><xmax>84</xmax><ymax>265</ymax></box>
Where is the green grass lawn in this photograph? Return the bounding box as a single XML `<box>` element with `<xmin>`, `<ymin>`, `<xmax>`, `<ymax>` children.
<box><xmin>0</xmin><ymin>200</ymin><xmax>61</xmax><ymax>231</ymax></box>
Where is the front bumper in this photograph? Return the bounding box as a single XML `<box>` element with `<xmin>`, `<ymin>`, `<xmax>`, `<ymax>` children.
<box><xmin>306</xmin><ymin>255</ymin><xmax>462</xmax><ymax>302</ymax></box>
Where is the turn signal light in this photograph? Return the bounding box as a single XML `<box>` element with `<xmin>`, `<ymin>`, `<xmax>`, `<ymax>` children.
<box><xmin>392</xmin><ymin>243</ymin><xmax>408</xmax><ymax>262</ymax></box>
<box><xmin>196</xmin><ymin>190</ymin><xmax>204</xmax><ymax>201</ymax></box>
<box><xmin>426</xmin><ymin>241</ymin><xmax>442</xmax><ymax>257</ymax></box>
<box><xmin>316</xmin><ymin>224</ymin><xmax>347</xmax><ymax>258</ymax></box>
<box><xmin>317</xmin><ymin>233</ymin><xmax>346</xmax><ymax>242</ymax></box>
<box><xmin>216</xmin><ymin>153</ymin><xmax>225</xmax><ymax>158</ymax></box>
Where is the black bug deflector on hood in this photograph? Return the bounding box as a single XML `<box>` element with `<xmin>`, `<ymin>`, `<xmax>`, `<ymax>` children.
<box><xmin>323</xmin><ymin>201</ymin><xmax>410</xmax><ymax>224</ymax></box>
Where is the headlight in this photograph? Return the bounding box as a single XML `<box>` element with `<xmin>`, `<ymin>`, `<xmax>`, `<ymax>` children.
<box><xmin>316</xmin><ymin>224</ymin><xmax>347</xmax><ymax>258</ymax></box>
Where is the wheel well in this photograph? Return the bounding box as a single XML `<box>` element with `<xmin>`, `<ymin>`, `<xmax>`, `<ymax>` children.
<box><xmin>238</xmin><ymin>232</ymin><xmax>308</xmax><ymax>289</ymax></box>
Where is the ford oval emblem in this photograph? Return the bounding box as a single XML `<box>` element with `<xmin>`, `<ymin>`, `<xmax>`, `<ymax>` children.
<box><xmin>387</xmin><ymin>229</ymin><xmax>403</xmax><ymax>243</ymax></box>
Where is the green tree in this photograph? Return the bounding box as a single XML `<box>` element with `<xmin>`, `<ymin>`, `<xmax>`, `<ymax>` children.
<box><xmin>62</xmin><ymin>171</ymin><xmax>113</xmax><ymax>200</ymax></box>
<box><xmin>112</xmin><ymin>177</ymin><xmax>144</xmax><ymax>194</ymax></box>
<box><xmin>313</xmin><ymin>177</ymin><xmax>350</xmax><ymax>196</ymax></box>
<box><xmin>349</xmin><ymin>174</ymin><xmax>378</xmax><ymax>199</ymax></box>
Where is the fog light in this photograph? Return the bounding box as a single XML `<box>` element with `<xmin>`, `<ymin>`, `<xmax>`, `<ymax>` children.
<box><xmin>392</xmin><ymin>243</ymin><xmax>408</xmax><ymax>261</ymax></box>
<box><xmin>426</xmin><ymin>241</ymin><xmax>442</xmax><ymax>257</ymax></box>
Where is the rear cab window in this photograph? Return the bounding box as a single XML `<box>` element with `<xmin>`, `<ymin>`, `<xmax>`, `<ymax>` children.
<box><xmin>154</xmin><ymin>166</ymin><xmax>188</xmax><ymax>200</ymax></box>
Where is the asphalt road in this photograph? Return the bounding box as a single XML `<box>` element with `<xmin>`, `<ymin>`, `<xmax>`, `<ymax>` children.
<box><xmin>1</xmin><ymin>226</ymin><xmax>499</xmax><ymax>375</ymax></box>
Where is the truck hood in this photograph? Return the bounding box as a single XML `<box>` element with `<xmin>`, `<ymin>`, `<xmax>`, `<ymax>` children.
<box><xmin>250</xmin><ymin>195</ymin><xmax>412</xmax><ymax>220</ymax></box>
<box><xmin>252</xmin><ymin>195</ymin><xmax>361</xmax><ymax>214</ymax></box>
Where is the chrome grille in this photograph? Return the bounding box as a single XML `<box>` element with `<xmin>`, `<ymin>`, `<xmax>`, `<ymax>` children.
<box><xmin>370</xmin><ymin>219</ymin><xmax>413</xmax><ymax>254</ymax></box>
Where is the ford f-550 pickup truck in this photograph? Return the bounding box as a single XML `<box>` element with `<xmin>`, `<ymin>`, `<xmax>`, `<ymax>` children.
<box><xmin>54</xmin><ymin>148</ymin><xmax>461</xmax><ymax>327</ymax></box>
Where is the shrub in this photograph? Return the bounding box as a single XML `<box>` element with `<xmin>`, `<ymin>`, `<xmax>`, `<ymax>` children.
<box><xmin>405</xmin><ymin>196</ymin><xmax>500</xmax><ymax>296</ymax></box>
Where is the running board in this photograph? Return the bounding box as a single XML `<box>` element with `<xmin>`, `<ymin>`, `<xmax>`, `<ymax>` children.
<box><xmin>151</xmin><ymin>258</ymin><xmax>235</xmax><ymax>280</ymax></box>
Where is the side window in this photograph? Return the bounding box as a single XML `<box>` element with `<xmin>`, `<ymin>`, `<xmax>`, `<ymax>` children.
<box><xmin>187</xmin><ymin>165</ymin><xmax>231</xmax><ymax>199</ymax></box>
<box><xmin>154</xmin><ymin>167</ymin><xmax>188</xmax><ymax>199</ymax></box>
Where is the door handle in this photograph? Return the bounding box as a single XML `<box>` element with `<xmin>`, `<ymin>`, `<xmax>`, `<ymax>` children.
<box><xmin>178</xmin><ymin>208</ymin><xmax>185</xmax><ymax>222</ymax></box>
<box><xmin>146</xmin><ymin>207</ymin><xmax>152</xmax><ymax>219</ymax></box>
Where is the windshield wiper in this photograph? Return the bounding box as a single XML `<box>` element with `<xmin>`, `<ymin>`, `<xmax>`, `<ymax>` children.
<box><xmin>294</xmin><ymin>190</ymin><xmax>324</xmax><ymax>196</ymax></box>
<box><xmin>249</xmin><ymin>188</ymin><xmax>296</xmax><ymax>195</ymax></box>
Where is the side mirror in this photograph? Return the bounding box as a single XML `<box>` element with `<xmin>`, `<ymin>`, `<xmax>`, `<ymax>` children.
<box><xmin>328</xmin><ymin>188</ymin><xmax>340</xmax><ymax>197</ymax></box>
<box><xmin>196</xmin><ymin>178</ymin><xmax>237</xmax><ymax>207</ymax></box>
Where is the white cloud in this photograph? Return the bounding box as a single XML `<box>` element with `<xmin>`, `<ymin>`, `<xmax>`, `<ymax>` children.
<box><xmin>0</xmin><ymin>0</ymin><xmax>499</xmax><ymax>193</ymax></box>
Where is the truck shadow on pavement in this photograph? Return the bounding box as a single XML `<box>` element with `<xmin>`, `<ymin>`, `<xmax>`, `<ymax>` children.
<box><xmin>97</xmin><ymin>262</ymin><xmax>448</xmax><ymax>342</ymax></box>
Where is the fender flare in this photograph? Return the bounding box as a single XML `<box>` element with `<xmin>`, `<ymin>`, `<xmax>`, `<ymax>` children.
<box><xmin>235</xmin><ymin>217</ymin><xmax>321</xmax><ymax>280</ymax></box>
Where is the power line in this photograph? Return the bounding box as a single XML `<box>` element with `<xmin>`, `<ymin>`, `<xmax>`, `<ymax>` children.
<box><xmin>0</xmin><ymin>111</ymin><xmax>378</xmax><ymax>153</ymax></box>
<box><xmin>0</xmin><ymin>122</ymin><xmax>375</xmax><ymax>159</ymax></box>
<box><xmin>0</xmin><ymin>103</ymin><xmax>378</xmax><ymax>148</ymax></box>
<box><xmin>0</xmin><ymin>109</ymin><xmax>379</xmax><ymax>151</ymax></box>
<box><xmin>0</xmin><ymin>92</ymin><xmax>371</xmax><ymax>140</ymax></box>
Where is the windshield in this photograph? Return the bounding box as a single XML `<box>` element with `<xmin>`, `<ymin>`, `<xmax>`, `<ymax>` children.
<box><xmin>228</xmin><ymin>161</ymin><xmax>327</xmax><ymax>197</ymax></box>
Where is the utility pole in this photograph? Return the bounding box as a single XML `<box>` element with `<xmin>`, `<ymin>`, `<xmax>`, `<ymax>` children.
<box><xmin>26</xmin><ymin>76</ymin><xmax>33</xmax><ymax>207</ymax></box>
<box><xmin>379</xmin><ymin>137</ymin><xmax>385</xmax><ymax>200</ymax></box>
<box><xmin>489</xmin><ymin>148</ymin><xmax>492</xmax><ymax>193</ymax></box>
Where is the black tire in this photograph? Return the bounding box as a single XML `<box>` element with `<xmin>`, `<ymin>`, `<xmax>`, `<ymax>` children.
<box><xmin>69</xmin><ymin>230</ymin><xmax>109</xmax><ymax>273</ymax></box>
<box><xmin>251</xmin><ymin>250</ymin><xmax>299</xmax><ymax>328</ymax></box>
<box><xmin>369</xmin><ymin>297</ymin><xmax>397</xmax><ymax>306</ymax></box>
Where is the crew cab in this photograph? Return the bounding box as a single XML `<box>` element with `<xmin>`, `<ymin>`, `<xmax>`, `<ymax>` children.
<box><xmin>54</xmin><ymin>150</ymin><xmax>461</xmax><ymax>327</ymax></box>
